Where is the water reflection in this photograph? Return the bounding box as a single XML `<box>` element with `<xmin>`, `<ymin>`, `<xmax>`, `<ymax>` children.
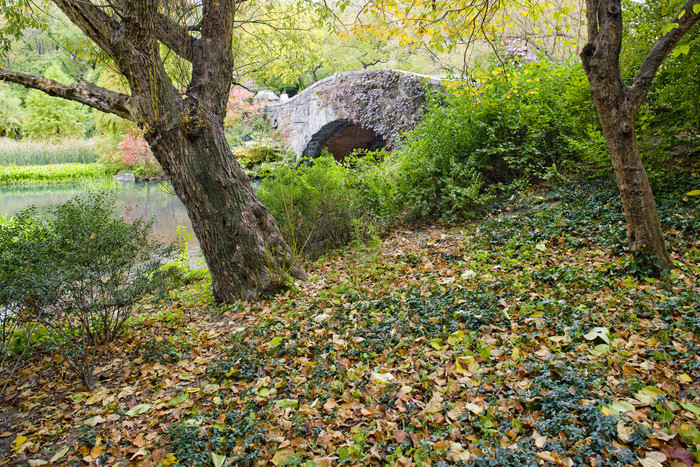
<box><xmin>0</xmin><ymin>180</ymin><xmax>203</xmax><ymax>264</ymax></box>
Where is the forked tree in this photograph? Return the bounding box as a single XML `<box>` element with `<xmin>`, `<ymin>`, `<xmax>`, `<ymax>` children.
<box><xmin>580</xmin><ymin>0</ymin><xmax>699</xmax><ymax>270</ymax></box>
<box><xmin>0</xmin><ymin>1</ymin><xmax>307</xmax><ymax>303</ymax></box>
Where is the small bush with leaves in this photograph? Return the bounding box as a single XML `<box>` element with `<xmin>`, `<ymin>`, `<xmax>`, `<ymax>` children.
<box><xmin>0</xmin><ymin>191</ymin><xmax>175</xmax><ymax>389</ymax></box>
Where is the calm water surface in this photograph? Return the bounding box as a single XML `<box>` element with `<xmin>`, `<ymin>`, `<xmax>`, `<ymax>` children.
<box><xmin>0</xmin><ymin>180</ymin><xmax>204</xmax><ymax>264</ymax></box>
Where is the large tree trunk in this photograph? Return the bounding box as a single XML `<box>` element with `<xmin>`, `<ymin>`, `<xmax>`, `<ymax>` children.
<box><xmin>145</xmin><ymin>118</ymin><xmax>306</xmax><ymax>302</ymax></box>
<box><xmin>578</xmin><ymin>0</ymin><xmax>700</xmax><ymax>271</ymax></box>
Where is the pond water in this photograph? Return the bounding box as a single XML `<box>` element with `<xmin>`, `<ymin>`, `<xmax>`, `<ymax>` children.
<box><xmin>0</xmin><ymin>180</ymin><xmax>204</xmax><ymax>265</ymax></box>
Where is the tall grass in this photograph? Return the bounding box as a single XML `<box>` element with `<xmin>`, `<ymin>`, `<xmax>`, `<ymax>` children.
<box><xmin>0</xmin><ymin>138</ymin><xmax>98</xmax><ymax>166</ymax></box>
<box><xmin>0</xmin><ymin>163</ymin><xmax>109</xmax><ymax>185</ymax></box>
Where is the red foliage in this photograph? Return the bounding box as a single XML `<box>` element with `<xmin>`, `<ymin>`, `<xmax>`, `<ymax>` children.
<box><xmin>120</xmin><ymin>129</ymin><xmax>158</xmax><ymax>169</ymax></box>
<box><xmin>224</xmin><ymin>88</ymin><xmax>262</xmax><ymax>127</ymax></box>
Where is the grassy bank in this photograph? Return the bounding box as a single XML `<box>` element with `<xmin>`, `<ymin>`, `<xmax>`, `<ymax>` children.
<box><xmin>0</xmin><ymin>137</ymin><xmax>99</xmax><ymax>166</ymax></box>
<box><xmin>1</xmin><ymin>175</ymin><xmax>698</xmax><ymax>465</ymax></box>
<box><xmin>0</xmin><ymin>163</ymin><xmax>110</xmax><ymax>185</ymax></box>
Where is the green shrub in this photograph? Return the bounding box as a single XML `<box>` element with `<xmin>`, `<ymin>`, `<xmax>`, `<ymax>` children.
<box><xmin>0</xmin><ymin>191</ymin><xmax>175</xmax><ymax>389</ymax></box>
<box><xmin>259</xmin><ymin>153</ymin><xmax>359</xmax><ymax>258</ymax></box>
<box><xmin>391</xmin><ymin>60</ymin><xmax>603</xmax><ymax>221</ymax></box>
<box><xmin>258</xmin><ymin>152</ymin><xmax>396</xmax><ymax>258</ymax></box>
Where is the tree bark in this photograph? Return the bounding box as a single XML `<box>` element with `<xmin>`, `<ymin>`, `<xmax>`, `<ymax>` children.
<box><xmin>580</xmin><ymin>0</ymin><xmax>700</xmax><ymax>270</ymax></box>
<box><xmin>1</xmin><ymin>0</ymin><xmax>308</xmax><ymax>302</ymax></box>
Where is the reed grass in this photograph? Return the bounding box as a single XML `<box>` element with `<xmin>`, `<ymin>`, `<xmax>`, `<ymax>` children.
<box><xmin>0</xmin><ymin>163</ymin><xmax>110</xmax><ymax>185</ymax></box>
<box><xmin>0</xmin><ymin>138</ymin><xmax>98</xmax><ymax>166</ymax></box>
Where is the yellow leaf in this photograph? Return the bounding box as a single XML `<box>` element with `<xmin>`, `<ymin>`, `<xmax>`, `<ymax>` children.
<box><xmin>447</xmin><ymin>330</ymin><xmax>464</xmax><ymax>345</ymax></box>
<box><xmin>162</xmin><ymin>453</ymin><xmax>178</xmax><ymax>466</ymax></box>
<box><xmin>50</xmin><ymin>446</ymin><xmax>70</xmax><ymax>463</ymax></box>
<box><xmin>454</xmin><ymin>356</ymin><xmax>479</xmax><ymax>373</ymax></box>
<box><xmin>272</xmin><ymin>448</ymin><xmax>295</xmax><ymax>466</ymax></box>
<box><xmin>511</xmin><ymin>347</ymin><xmax>521</xmax><ymax>360</ymax></box>
<box><xmin>679</xmin><ymin>374</ymin><xmax>692</xmax><ymax>383</ymax></box>
<box><xmin>12</xmin><ymin>435</ymin><xmax>27</xmax><ymax>452</ymax></box>
<box><xmin>685</xmin><ymin>190</ymin><xmax>700</xmax><ymax>196</ymax></box>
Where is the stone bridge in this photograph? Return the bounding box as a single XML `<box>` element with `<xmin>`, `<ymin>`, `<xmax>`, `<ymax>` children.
<box><xmin>266</xmin><ymin>69</ymin><xmax>443</xmax><ymax>162</ymax></box>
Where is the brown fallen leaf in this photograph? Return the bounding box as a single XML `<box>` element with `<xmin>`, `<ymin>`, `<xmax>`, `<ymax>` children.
<box><xmin>132</xmin><ymin>434</ymin><xmax>146</xmax><ymax>448</ymax></box>
<box><xmin>664</xmin><ymin>448</ymin><xmax>695</xmax><ymax>467</ymax></box>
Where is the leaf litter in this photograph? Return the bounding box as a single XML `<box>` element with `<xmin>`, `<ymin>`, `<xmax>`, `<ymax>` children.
<box><xmin>1</xmin><ymin>176</ymin><xmax>699</xmax><ymax>466</ymax></box>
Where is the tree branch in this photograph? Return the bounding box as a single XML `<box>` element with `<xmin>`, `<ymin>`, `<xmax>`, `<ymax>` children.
<box><xmin>631</xmin><ymin>0</ymin><xmax>700</xmax><ymax>103</ymax></box>
<box><xmin>51</xmin><ymin>0</ymin><xmax>117</xmax><ymax>58</ymax></box>
<box><xmin>155</xmin><ymin>13</ymin><xmax>198</xmax><ymax>63</ymax></box>
<box><xmin>0</xmin><ymin>69</ymin><xmax>133</xmax><ymax>120</ymax></box>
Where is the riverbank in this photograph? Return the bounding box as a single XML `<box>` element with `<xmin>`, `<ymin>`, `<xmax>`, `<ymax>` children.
<box><xmin>0</xmin><ymin>163</ymin><xmax>110</xmax><ymax>185</ymax></box>
<box><xmin>1</xmin><ymin>176</ymin><xmax>698</xmax><ymax>466</ymax></box>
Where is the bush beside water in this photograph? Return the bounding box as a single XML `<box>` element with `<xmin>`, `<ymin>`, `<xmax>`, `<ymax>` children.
<box><xmin>0</xmin><ymin>191</ymin><xmax>175</xmax><ymax>390</ymax></box>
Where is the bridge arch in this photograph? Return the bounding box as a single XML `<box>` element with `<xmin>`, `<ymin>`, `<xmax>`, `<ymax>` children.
<box><xmin>266</xmin><ymin>69</ymin><xmax>443</xmax><ymax>162</ymax></box>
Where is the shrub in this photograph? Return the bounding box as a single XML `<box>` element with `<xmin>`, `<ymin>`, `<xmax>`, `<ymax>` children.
<box><xmin>0</xmin><ymin>191</ymin><xmax>175</xmax><ymax>389</ymax></box>
<box><xmin>259</xmin><ymin>152</ymin><xmax>394</xmax><ymax>258</ymax></box>
<box><xmin>390</xmin><ymin>60</ymin><xmax>603</xmax><ymax>221</ymax></box>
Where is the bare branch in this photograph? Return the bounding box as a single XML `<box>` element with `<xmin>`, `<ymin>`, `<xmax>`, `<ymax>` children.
<box><xmin>0</xmin><ymin>69</ymin><xmax>133</xmax><ymax>120</ymax></box>
<box><xmin>631</xmin><ymin>0</ymin><xmax>700</xmax><ymax>103</ymax></box>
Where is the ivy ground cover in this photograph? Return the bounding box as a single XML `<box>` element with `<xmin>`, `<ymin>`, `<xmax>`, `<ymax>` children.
<box><xmin>1</xmin><ymin>175</ymin><xmax>699</xmax><ymax>466</ymax></box>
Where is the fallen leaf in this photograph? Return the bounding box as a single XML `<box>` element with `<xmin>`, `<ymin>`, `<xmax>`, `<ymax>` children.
<box><xmin>133</xmin><ymin>434</ymin><xmax>146</xmax><ymax>448</ymax></box>
<box><xmin>617</xmin><ymin>421</ymin><xmax>631</xmax><ymax>443</ymax></box>
<box><xmin>371</xmin><ymin>371</ymin><xmax>395</xmax><ymax>383</ymax></box>
<box><xmin>27</xmin><ymin>460</ymin><xmax>49</xmax><ymax>466</ymax></box>
<box><xmin>422</xmin><ymin>393</ymin><xmax>443</xmax><ymax>415</ymax></box>
<box><xmin>267</xmin><ymin>336</ymin><xmax>283</xmax><ymax>349</ymax></box>
<box><xmin>90</xmin><ymin>444</ymin><xmax>105</xmax><ymax>459</ymax></box>
<box><xmin>83</xmin><ymin>415</ymin><xmax>106</xmax><ymax>427</ymax></box>
<box><xmin>464</xmin><ymin>402</ymin><xmax>486</xmax><ymax>415</ymax></box>
<box><xmin>666</xmin><ymin>448</ymin><xmax>695</xmax><ymax>467</ymax></box>
<box><xmin>428</xmin><ymin>338</ymin><xmax>445</xmax><ymax>350</ymax></box>
<box><xmin>126</xmin><ymin>403</ymin><xmax>151</xmax><ymax>416</ymax></box>
<box><xmin>271</xmin><ymin>447</ymin><xmax>295</xmax><ymax>466</ymax></box>
<box><xmin>211</xmin><ymin>452</ymin><xmax>226</xmax><ymax>467</ymax></box>
<box><xmin>12</xmin><ymin>435</ymin><xmax>27</xmax><ymax>452</ymax></box>
<box><xmin>447</xmin><ymin>330</ymin><xmax>464</xmax><ymax>345</ymax></box>
<box><xmin>165</xmin><ymin>393</ymin><xmax>190</xmax><ymax>406</ymax></box>
<box><xmin>50</xmin><ymin>446</ymin><xmax>69</xmax><ymax>463</ymax></box>
<box><xmin>276</xmin><ymin>398</ymin><xmax>298</xmax><ymax>409</ymax></box>
<box><xmin>679</xmin><ymin>401</ymin><xmax>700</xmax><ymax>417</ymax></box>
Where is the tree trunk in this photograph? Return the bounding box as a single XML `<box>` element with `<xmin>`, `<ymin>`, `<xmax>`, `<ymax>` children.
<box><xmin>144</xmin><ymin>119</ymin><xmax>306</xmax><ymax>302</ymax></box>
<box><xmin>589</xmin><ymin>89</ymin><xmax>673</xmax><ymax>269</ymax></box>
<box><xmin>578</xmin><ymin>0</ymin><xmax>694</xmax><ymax>271</ymax></box>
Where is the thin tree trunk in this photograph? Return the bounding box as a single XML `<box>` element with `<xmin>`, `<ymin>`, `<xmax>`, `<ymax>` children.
<box><xmin>578</xmin><ymin>0</ymin><xmax>700</xmax><ymax>271</ymax></box>
<box><xmin>591</xmin><ymin>93</ymin><xmax>673</xmax><ymax>269</ymax></box>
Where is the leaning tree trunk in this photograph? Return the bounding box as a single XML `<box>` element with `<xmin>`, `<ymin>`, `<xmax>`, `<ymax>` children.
<box><xmin>1</xmin><ymin>0</ymin><xmax>310</xmax><ymax>302</ymax></box>
<box><xmin>145</xmin><ymin>119</ymin><xmax>306</xmax><ymax>302</ymax></box>
<box><xmin>577</xmin><ymin>0</ymin><xmax>698</xmax><ymax>271</ymax></box>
